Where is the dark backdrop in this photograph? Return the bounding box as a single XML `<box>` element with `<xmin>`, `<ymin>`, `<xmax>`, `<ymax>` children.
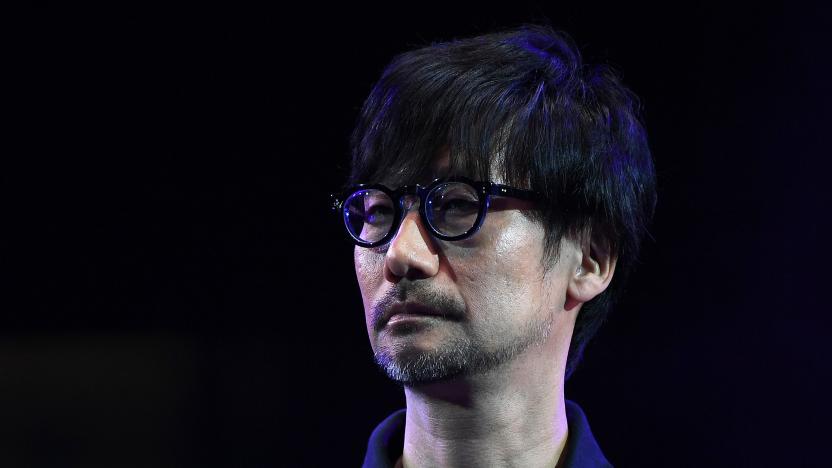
<box><xmin>5</xmin><ymin>3</ymin><xmax>831</xmax><ymax>467</ymax></box>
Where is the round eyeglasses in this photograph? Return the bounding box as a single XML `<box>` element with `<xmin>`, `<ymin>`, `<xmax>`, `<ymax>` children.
<box><xmin>331</xmin><ymin>177</ymin><xmax>541</xmax><ymax>248</ymax></box>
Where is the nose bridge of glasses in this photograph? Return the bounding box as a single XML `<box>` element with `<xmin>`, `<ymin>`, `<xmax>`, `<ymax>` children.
<box><xmin>399</xmin><ymin>193</ymin><xmax>421</xmax><ymax>212</ymax></box>
<box><xmin>394</xmin><ymin>184</ymin><xmax>427</xmax><ymax>212</ymax></box>
<box><xmin>391</xmin><ymin>188</ymin><xmax>430</xmax><ymax>242</ymax></box>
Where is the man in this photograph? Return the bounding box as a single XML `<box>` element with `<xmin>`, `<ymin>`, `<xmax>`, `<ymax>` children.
<box><xmin>333</xmin><ymin>25</ymin><xmax>656</xmax><ymax>467</ymax></box>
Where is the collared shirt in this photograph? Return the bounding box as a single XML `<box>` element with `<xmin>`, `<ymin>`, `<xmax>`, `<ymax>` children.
<box><xmin>362</xmin><ymin>400</ymin><xmax>612</xmax><ymax>467</ymax></box>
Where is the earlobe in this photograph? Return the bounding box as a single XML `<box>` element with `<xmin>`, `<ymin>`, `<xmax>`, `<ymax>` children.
<box><xmin>565</xmin><ymin>238</ymin><xmax>617</xmax><ymax>311</ymax></box>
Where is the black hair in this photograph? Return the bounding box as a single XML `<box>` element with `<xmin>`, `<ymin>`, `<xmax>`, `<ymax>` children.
<box><xmin>349</xmin><ymin>25</ymin><xmax>657</xmax><ymax>379</ymax></box>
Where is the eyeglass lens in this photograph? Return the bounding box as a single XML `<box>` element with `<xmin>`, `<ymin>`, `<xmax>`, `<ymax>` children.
<box><xmin>343</xmin><ymin>182</ymin><xmax>482</xmax><ymax>244</ymax></box>
<box><xmin>344</xmin><ymin>189</ymin><xmax>395</xmax><ymax>244</ymax></box>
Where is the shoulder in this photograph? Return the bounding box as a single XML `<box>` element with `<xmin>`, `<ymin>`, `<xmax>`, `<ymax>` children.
<box><xmin>362</xmin><ymin>409</ymin><xmax>406</xmax><ymax>468</ymax></box>
<box><xmin>562</xmin><ymin>400</ymin><xmax>613</xmax><ymax>468</ymax></box>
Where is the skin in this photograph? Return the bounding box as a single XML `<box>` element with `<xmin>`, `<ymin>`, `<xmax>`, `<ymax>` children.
<box><xmin>354</xmin><ymin>159</ymin><xmax>616</xmax><ymax>468</ymax></box>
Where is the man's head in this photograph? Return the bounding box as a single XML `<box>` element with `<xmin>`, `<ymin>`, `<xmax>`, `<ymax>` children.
<box><xmin>344</xmin><ymin>25</ymin><xmax>656</xmax><ymax>383</ymax></box>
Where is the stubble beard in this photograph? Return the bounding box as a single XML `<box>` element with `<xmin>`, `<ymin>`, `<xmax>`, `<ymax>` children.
<box><xmin>373</xmin><ymin>310</ymin><xmax>554</xmax><ymax>386</ymax></box>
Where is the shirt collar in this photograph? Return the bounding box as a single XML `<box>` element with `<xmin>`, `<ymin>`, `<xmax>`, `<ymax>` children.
<box><xmin>362</xmin><ymin>400</ymin><xmax>611</xmax><ymax>467</ymax></box>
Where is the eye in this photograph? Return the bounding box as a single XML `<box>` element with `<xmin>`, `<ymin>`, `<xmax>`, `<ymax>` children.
<box><xmin>425</xmin><ymin>182</ymin><xmax>482</xmax><ymax>238</ymax></box>
<box><xmin>364</xmin><ymin>196</ymin><xmax>394</xmax><ymax>225</ymax></box>
<box><xmin>436</xmin><ymin>197</ymin><xmax>478</xmax><ymax>214</ymax></box>
<box><xmin>430</xmin><ymin>186</ymin><xmax>480</xmax><ymax>215</ymax></box>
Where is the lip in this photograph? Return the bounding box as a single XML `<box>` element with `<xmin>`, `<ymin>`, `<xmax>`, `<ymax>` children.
<box><xmin>380</xmin><ymin>302</ymin><xmax>449</xmax><ymax>327</ymax></box>
<box><xmin>386</xmin><ymin>313</ymin><xmax>441</xmax><ymax>326</ymax></box>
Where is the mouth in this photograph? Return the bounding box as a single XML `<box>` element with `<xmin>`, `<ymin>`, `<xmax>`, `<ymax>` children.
<box><xmin>379</xmin><ymin>302</ymin><xmax>457</xmax><ymax>329</ymax></box>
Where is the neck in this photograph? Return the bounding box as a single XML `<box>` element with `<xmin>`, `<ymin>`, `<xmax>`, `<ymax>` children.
<box><xmin>400</xmin><ymin>344</ymin><xmax>570</xmax><ymax>468</ymax></box>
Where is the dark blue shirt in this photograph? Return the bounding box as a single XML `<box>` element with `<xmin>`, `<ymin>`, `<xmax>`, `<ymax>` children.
<box><xmin>362</xmin><ymin>400</ymin><xmax>612</xmax><ymax>467</ymax></box>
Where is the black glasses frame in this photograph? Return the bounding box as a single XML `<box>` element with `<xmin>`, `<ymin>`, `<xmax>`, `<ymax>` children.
<box><xmin>331</xmin><ymin>176</ymin><xmax>541</xmax><ymax>248</ymax></box>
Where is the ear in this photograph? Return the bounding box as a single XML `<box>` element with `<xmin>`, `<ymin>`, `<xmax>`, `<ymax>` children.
<box><xmin>565</xmin><ymin>236</ymin><xmax>618</xmax><ymax>311</ymax></box>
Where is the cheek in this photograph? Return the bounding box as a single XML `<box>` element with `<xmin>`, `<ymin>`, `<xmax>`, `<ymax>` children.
<box><xmin>354</xmin><ymin>248</ymin><xmax>390</xmax><ymax>341</ymax></box>
<box><xmin>494</xmin><ymin>221</ymin><xmax>542</xmax><ymax>272</ymax></box>
<box><xmin>354</xmin><ymin>248</ymin><xmax>384</xmax><ymax>302</ymax></box>
<box><xmin>458</xmin><ymin>215</ymin><xmax>549</xmax><ymax>315</ymax></box>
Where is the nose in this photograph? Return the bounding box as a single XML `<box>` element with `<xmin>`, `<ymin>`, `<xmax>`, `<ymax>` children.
<box><xmin>384</xmin><ymin>200</ymin><xmax>440</xmax><ymax>280</ymax></box>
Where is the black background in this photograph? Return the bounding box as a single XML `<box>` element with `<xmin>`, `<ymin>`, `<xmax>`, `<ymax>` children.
<box><xmin>5</xmin><ymin>3</ymin><xmax>831</xmax><ymax>467</ymax></box>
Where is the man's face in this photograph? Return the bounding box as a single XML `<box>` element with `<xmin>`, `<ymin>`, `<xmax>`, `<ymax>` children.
<box><xmin>353</xmin><ymin>161</ymin><xmax>583</xmax><ymax>385</ymax></box>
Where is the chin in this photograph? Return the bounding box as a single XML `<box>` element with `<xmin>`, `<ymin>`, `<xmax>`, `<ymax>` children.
<box><xmin>373</xmin><ymin>336</ymin><xmax>476</xmax><ymax>385</ymax></box>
